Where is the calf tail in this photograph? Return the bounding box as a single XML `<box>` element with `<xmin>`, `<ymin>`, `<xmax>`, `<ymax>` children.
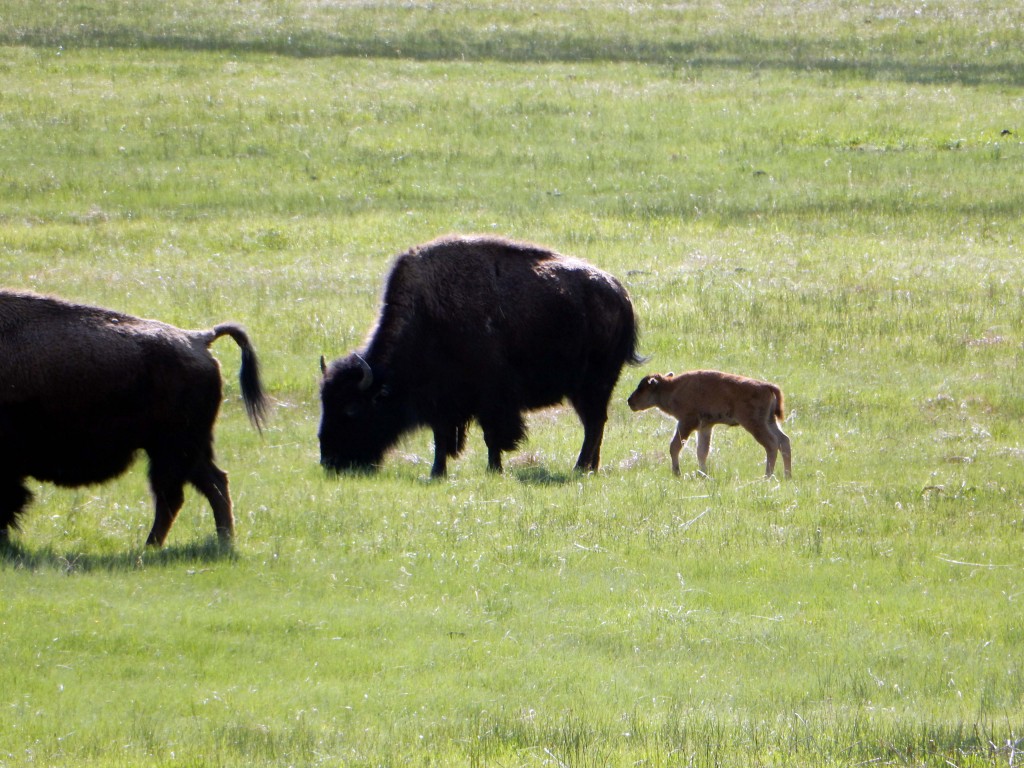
<box><xmin>771</xmin><ymin>385</ymin><xmax>785</xmax><ymax>422</ymax></box>
<box><xmin>211</xmin><ymin>323</ymin><xmax>270</xmax><ymax>431</ymax></box>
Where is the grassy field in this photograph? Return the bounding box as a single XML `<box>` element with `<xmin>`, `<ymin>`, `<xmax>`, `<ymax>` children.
<box><xmin>2</xmin><ymin>1</ymin><xmax>1023</xmax><ymax>765</ymax></box>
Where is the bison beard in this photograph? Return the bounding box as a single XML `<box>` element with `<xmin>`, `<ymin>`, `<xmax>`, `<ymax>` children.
<box><xmin>0</xmin><ymin>290</ymin><xmax>269</xmax><ymax>547</ymax></box>
<box><xmin>319</xmin><ymin>235</ymin><xmax>643</xmax><ymax>477</ymax></box>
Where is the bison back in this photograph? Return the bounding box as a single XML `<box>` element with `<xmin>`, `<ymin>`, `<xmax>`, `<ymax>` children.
<box><xmin>373</xmin><ymin>236</ymin><xmax>638</xmax><ymax>409</ymax></box>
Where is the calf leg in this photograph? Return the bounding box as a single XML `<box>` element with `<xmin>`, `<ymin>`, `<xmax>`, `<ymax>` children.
<box><xmin>0</xmin><ymin>481</ymin><xmax>33</xmax><ymax>546</ymax></box>
<box><xmin>669</xmin><ymin>426</ymin><xmax>683</xmax><ymax>475</ymax></box>
<box><xmin>189</xmin><ymin>459</ymin><xmax>233</xmax><ymax>543</ymax></box>
<box><xmin>769</xmin><ymin>420</ymin><xmax>792</xmax><ymax>478</ymax></box>
<box><xmin>670</xmin><ymin>422</ymin><xmax>695</xmax><ymax>476</ymax></box>
<box><xmin>695</xmin><ymin>426</ymin><xmax>714</xmax><ymax>476</ymax></box>
<box><xmin>747</xmin><ymin>420</ymin><xmax>783</xmax><ymax>478</ymax></box>
<box><xmin>667</xmin><ymin>417</ymin><xmax>700</xmax><ymax>479</ymax></box>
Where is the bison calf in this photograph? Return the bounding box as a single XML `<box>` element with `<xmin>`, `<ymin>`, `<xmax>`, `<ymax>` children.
<box><xmin>627</xmin><ymin>370</ymin><xmax>792</xmax><ymax>479</ymax></box>
<box><xmin>0</xmin><ymin>289</ymin><xmax>269</xmax><ymax>547</ymax></box>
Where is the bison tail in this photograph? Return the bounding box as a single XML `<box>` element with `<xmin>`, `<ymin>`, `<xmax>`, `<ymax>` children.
<box><xmin>211</xmin><ymin>323</ymin><xmax>271</xmax><ymax>431</ymax></box>
<box><xmin>628</xmin><ymin>349</ymin><xmax>650</xmax><ymax>367</ymax></box>
<box><xmin>625</xmin><ymin>315</ymin><xmax>649</xmax><ymax>367</ymax></box>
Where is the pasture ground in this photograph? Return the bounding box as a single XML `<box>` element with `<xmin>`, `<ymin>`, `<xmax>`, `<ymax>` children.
<box><xmin>1</xmin><ymin>1</ymin><xmax>1022</xmax><ymax>765</ymax></box>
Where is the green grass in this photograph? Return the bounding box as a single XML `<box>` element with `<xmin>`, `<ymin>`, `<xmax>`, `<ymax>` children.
<box><xmin>2</xmin><ymin>1</ymin><xmax>1023</xmax><ymax>765</ymax></box>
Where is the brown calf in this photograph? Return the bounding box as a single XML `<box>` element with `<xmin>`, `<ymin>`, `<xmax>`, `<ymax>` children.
<box><xmin>627</xmin><ymin>370</ymin><xmax>792</xmax><ymax>479</ymax></box>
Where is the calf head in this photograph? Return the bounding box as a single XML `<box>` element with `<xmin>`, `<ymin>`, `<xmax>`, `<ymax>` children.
<box><xmin>627</xmin><ymin>374</ymin><xmax>668</xmax><ymax>411</ymax></box>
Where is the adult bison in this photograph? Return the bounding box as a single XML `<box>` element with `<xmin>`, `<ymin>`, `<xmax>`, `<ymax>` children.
<box><xmin>0</xmin><ymin>289</ymin><xmax>269</xmax><ymax>547</ymax></box>
<box><xmin>319</xmin><ymin>234</ymin><xmax>643</xmax><ymax>477</ymax></box>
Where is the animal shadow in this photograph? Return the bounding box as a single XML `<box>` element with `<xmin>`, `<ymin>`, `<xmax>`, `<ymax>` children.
<box><xmin>0</xmin><ymin>537</ymin><xmax>237</xmax><ymax>573</ymax></box>
<box><xmin>510</xmin><ymin>465</ymin><xmax>575</xmax><ymax>486</ymax></box>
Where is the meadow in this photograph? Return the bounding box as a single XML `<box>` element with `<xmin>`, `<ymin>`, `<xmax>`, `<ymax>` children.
<box><xmin>1</xmin><ymin>1</ymin><xmax>1023</xmax><ymax>765</ymax></box>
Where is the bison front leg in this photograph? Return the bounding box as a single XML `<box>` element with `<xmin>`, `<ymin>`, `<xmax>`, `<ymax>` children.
<box><xmin>430</xmin><ymin>422</ymin><xmax>471</xmax><ymax>478</ymax></box>
<box><xmin>479</xmin><ymin>426</ymin><xmax>506</xmax><ymax>473</ymax></box>
<box><xmin>486</xmin><ymin>445</ymin><xmax>504</xmax><ymax>473</ymax></box>
<box><xmin>0</xmin><ymin>481</ymin><xmax>33</xmax><ymax>547</ymax></box>
<box><xmin>429</xmin><ymin>439</ymin><xmax>449</xmax><ymax>478</ymax></box>
<box><xmin>478</xmin><ymin>409</ymin><xmax>526</xmax><ymax>475</ymax></box>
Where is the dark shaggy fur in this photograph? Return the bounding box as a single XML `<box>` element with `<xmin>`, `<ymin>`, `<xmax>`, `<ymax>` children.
<box><xmin>0</xmin><ymin>289</ymin><xmax>269</xmax><ymax>546</ymax></box>
<box><xmin>319</xmin><ymin>235</ymin><xmax>643</xmax><ymax>476</ymax></box>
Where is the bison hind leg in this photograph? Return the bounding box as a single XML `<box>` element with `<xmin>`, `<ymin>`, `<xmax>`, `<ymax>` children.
<box><xmin>190</xmin><ymin>460</ymin><xmax>234</xmax><ymax>544</ymax></box>
<box><xmin>574</xmin><ymin>420</ymin><xmax>605</xmax><ymax>472</ymax></box>
<box><xmin>0</xmin><ymin>482</ymin><xmax>33</xmax><ymax>545</ymax></box>
<box><xmin>570</xmin><ymin>394</ymin><xmax>612</xmax><ymax>473</ymax></box>
<box><xmin>145</xmin><ymin>456</ymin><xmax>189</xmax><ymax>547</ymax></box>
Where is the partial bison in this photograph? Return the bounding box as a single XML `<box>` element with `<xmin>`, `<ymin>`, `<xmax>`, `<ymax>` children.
<box><xmin>0</xmin><ymin>289</ymin><xmax>269</xmax><ymax>547</ymax></box>
<box><xmin>319</xmin><ymin>235</ymin><xmax>642</xmax><ymax>476</ymax></box>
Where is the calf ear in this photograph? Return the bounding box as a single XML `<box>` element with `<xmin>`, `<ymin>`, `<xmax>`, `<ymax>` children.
<box><xmin>647</xmin><ymin>376</ymin><xmax>660</xmax><ymax>388</ymax></box>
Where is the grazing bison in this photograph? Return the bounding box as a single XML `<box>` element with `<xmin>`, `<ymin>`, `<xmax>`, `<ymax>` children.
<box><xmin>0</xmin><ymin>289</ymin><xmax>269</xmax><ymax>547</ymax></box>
<box><xmin>319</xmin><ymin>234</ymin><xmax>642</xmax><ymax>476</ymax></box>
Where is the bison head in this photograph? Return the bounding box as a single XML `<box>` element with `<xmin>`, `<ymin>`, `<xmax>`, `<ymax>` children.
<box><xmin>318</xmin><ymin>353</ymin><xmax>405</xmax><ymax>472</ymax></box>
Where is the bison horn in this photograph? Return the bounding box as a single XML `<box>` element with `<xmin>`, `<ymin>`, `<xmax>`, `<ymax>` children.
<box><xmin>320</xmin><ymin>355</ymin><xmax>328</xmax><ymax>375</ymax></box>
<box><xmin>354</xmin><ymin>354</ymin><xmax>373</xmax><ymax>390</ymax></box>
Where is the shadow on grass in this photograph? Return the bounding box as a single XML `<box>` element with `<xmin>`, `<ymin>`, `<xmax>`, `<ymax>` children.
<box><xmin>510</xmin><ymin>465</ymin><xmax>576</xmax><ymax>486</ymax></box>
<box><xmin>0</xmin><ymin>537</ymin><xmax>237</xmax><ymax>574</ymax></box>
<box><xmin>4</xmin><ymin>25</ymin><xmax>1022</xmax><ymax>88</ymax></box>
